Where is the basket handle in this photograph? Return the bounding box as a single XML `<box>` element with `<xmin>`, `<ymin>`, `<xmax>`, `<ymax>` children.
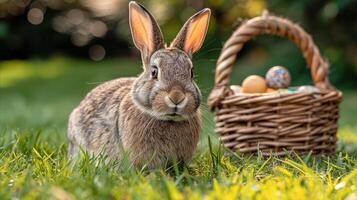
<box><xmin>208</xmin><ymin>14</ymin><xmax>333</xmax><ymax>110</ymax></box>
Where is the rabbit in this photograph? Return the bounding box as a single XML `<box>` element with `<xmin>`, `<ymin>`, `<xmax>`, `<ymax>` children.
<box><xmin>67</xmin><ymin>1</ymin><xmax>211</xmax><ymax>169</ymax></box>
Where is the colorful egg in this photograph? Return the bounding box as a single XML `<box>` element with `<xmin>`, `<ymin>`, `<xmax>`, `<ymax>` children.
<box><xmin>298</xmin><ymin>85</ymin><xmax>320</xmax><ymax>92</ymax></box>
<box><xmin>265</xmin><ymin>66</ymin><xmax>291</xmax><ymax>89</ymax></box>
<box><xmin>287</xmin><ymin>87</ymin><xmax>299</xmax><ymax>92</ymax></box>
<box><xmin>266</xmin><ymin>88</ymin><xmax>277</xmax><ymax>93</ymax></box>
<box><xmin>242</xmin><ymin>75</ymin><xmax>267</xmax><ymax>93</ymax></box>
<box><xmin>230</xmin><ymin>85</ymin><xmax>241</xmax><ymax>94</ymax></box>
<box><xmin>276</xmin><ymin>89</ymin><xmax>289</xmax><ymax>93</ymax></box>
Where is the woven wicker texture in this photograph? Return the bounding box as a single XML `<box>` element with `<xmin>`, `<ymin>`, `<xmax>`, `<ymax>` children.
<box><xmin>208</xmin><ymin>14</ymin><xmax>343</xmax><ymax>155</ymax></box>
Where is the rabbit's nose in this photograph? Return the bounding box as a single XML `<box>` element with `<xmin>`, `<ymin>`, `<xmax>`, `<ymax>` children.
<box><xmin>165</xmin><ymin>91</ymin><xmax>187</xmax><ymax>110</ymax></box>
<box><xmin>169</xmin><ymin>95</ymin><xmax>185</xmax><ymax>105</ymax></box>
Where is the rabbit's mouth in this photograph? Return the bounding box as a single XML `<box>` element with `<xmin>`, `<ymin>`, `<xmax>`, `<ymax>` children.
<box><xmin>161</xmin><ymin>113</ymin><xmax>187</xmax><ymax>121</ymax></box>
<box><xmin>166</xmin><ymin>113</ymin><xmax>178</xmax><ymax>117</ymax></box>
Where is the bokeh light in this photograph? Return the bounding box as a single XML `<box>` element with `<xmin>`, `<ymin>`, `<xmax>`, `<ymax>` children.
<box><xmin>90</xmin><ymin>20</ymin><xmax>107</xmax><ymax>38</ymax></box>
<box><xmin>89</xmin><ymin>44</ymin><xmax>106</xmax><ymax>61</ymax></box>
<box><xmin>79</xmin><ymin>0</ymin><xmax>125</xmax><ymax>18</ymax></box>
<box><xmin>66</xmin><ymin>9</ymin><xmax>84</xmax><ymax>25</ymax></box>
<box><xmin>71</xmin><ymin>31</ymin><xmax>90</xmax><ymax>46</ymax></box>
<box><xmin>27</xmin><ymin>8</ymin><xmax>44</xmax><ymax>25</ymax></box>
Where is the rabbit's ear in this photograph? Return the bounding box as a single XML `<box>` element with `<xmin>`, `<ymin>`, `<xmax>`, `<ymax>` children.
<box><xmin>129</xmin><ymin>1</ymin><xmax>164</xmax><ymax>65</ymax></box>
<box><xmin>170</xmin><ymin>8</ymin><xmax>210</xmax><ymax>56</ymax></box>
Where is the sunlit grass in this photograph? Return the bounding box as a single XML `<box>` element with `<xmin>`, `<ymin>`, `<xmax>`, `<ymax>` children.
<box><xmin>0</xmin><ymin>129</ymin><xmax>356</xmax><ymax>199</ymax></box>
<box><xmin>0</xmin><ymin>57</ymin><xmax>356</xmax><ymax>199</ymax></box>
<box><xmin>0</xmin><ymin>58</ymin><xmax>69</xmax><ymax>87</ymax></box>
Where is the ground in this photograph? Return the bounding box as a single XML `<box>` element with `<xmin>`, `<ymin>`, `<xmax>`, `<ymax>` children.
<box><xmin>0</xmin><ymin>57</ymin><xmax>356</xmax><ymax>199</ymax></box>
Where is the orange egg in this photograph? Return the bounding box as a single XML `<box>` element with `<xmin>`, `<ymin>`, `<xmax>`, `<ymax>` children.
<box><xmin>266</xmin><ymin>88</ymin><xmax>277</xmax><ymax>93</ymax></box>
<box><xmin>242</xmin><ymin>75</ymin><xmax>267</xmax><ymax>93</ymax></box>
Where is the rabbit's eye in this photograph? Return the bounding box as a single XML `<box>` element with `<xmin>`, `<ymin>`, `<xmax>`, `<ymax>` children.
<box><xmin>150</xmin><ymin>65</ymin><xmax>158</xmax><ymax>79</ymax></box>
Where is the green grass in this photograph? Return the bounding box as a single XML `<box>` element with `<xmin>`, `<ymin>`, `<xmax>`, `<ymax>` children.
<box><xmin>0</xmin><ymin>57</ymin><xmax>356</xmax><ymax>199</ymax></box>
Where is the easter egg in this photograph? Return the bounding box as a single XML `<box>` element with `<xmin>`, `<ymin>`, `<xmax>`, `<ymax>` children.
<box><xmin>277</xmin><ymin>89</ymin><xmax>291</xmax><ymax>94</ymax></box>
<box><xmin>266</xmin><ymin>88</ymin><xmax>277</xmax><ymax>93</ymax></box>
<box><xmin>276</xmin><ymin>87</ymin><xmax>299</xmax><ymax>94</ymax></box>
<box><xmin>230</xmin><ymin>85</ymin><xmax>241</xmax><ymax>94</ymax></box>
<box><xmin>242</xmin><ymin>75</ymin><xmax>267</xmax><ymax>93</ymax></box>
<box><xmin>288</xmin><ymin>87</ymin><xmax>299</xmax><ymax>92</ymax></box>
<box><xmin>298</xmin><ymin>85</ymin><xmax>320</xmax><ymax>92</ymax></box>
<box><xmin>265</xmin><ymin>66</ymin><xmax>291</xmax><ymax>89</ymax></box>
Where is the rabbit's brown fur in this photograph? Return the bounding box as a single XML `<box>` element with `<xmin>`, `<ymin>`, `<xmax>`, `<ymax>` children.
<box><xmin>67</xmin><ymin>1</ymin><xmax>210</xmax><ymax>168</ymax></box>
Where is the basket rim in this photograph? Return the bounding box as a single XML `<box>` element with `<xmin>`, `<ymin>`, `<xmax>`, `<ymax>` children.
<box><xmin>226</xmin><ymin>88</ymin><xmax>343</xmax><ymax>97</ymax></box>
<box><xmin>208</xmin><ymin>85</ymin><xmax>343</xmax><ymax>110</ymax></box>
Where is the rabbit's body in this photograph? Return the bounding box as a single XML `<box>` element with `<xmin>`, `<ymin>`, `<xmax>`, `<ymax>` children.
<box><xmin>67</xmin><ymin>1</ymin><xmax>210</xmax><ymax>168</ymax></box>
<box><xmin>68</xmin><ymin>77</ymin><xmax>200</xmax><ymax>167</ymax></box>
<box><xmin>68</xmin><ymin>78</ymin><xmax>133</xmax><ymax>160</ymax></box>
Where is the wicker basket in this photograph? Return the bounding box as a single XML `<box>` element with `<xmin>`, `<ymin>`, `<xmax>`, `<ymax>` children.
<box><xmin>208</xmin><ymin>14</ymin><xmax>343</xmax><ymax>155</ymax></box>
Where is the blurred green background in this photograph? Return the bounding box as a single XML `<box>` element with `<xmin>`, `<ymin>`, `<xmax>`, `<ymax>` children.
<box><xmin>0</xmin><ymin>0</ymin><xmax>356</xmax><ymax>146</ymax></box>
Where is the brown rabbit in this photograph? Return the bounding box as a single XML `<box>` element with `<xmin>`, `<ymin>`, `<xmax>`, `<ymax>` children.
<box><xmin>67</xmin><ymin>1</ymin><xmax>210</xmax><ymax>168</ymax></box>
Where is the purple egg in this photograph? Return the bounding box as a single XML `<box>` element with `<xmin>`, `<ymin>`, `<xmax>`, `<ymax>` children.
<box><xmin>265</xmin><ymin>66</ymin><xmax>291</xmax><ymax>89</ymax></box>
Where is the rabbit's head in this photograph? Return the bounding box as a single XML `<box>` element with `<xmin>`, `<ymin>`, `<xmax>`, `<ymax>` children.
<box><xmin>129</xmin><ymin>1</ymin><xmax>210</xmax><ymax>121</ymax></box>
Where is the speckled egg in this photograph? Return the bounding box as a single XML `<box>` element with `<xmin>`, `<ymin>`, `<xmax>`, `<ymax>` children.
<box><xmin>242</xmin><ymin>75</ymin><xmax>267</xmax><ymax>93</ymax></box>
<box><xmin>265</xmin><ymin>66</ymin><xmax>291</xmax><ymax>89</ymax></box>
